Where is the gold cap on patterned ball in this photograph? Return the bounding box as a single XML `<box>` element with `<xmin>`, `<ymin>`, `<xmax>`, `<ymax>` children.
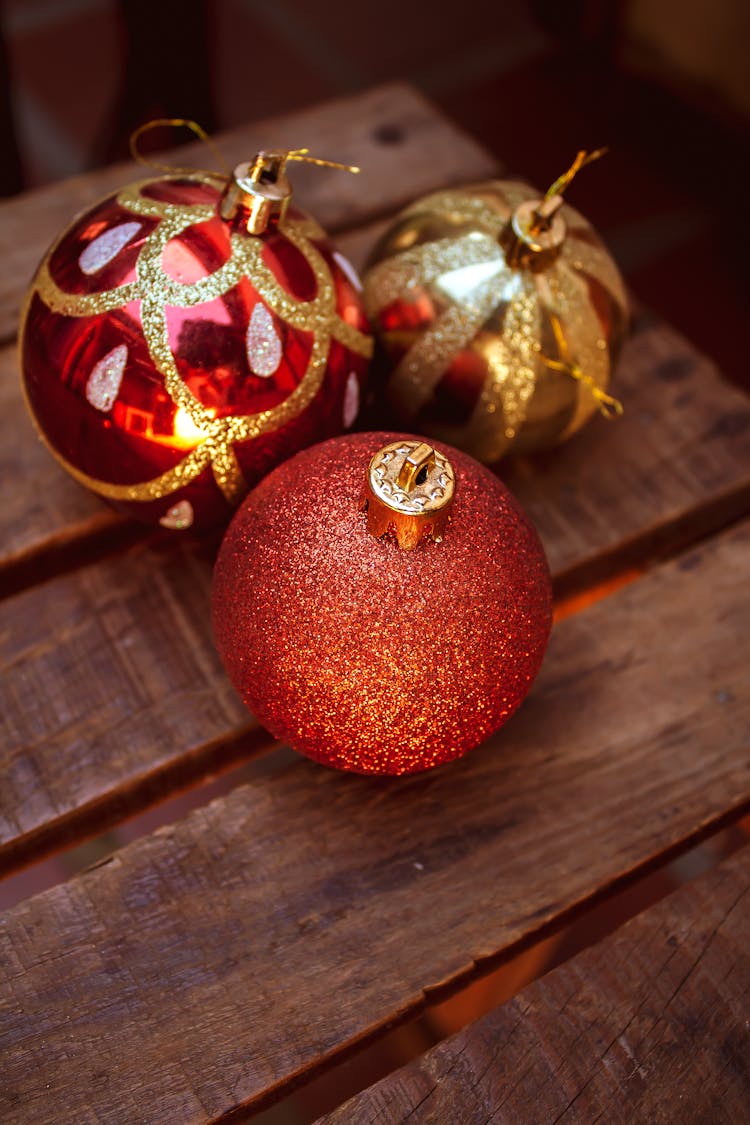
<box><xmin>360</xmin><ymin>439</ymin><xmax>456</xmax><ymax>550</ymax></box>
<box><xmin>220</xmin><ymin>148</ymin><xmax>360</xmax><ymax>235</ymax></box>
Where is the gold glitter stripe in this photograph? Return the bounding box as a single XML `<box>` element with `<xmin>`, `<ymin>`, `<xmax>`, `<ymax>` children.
<box><xmin>463</xmin><ymin>276</ymin><xmax>540</xmax><ymax>461</ymax></box>
<box><xmin>548</xmin><ymin>262</ymin><xmax>612</xmax><ymax>439</ymax></box>
<box><xmin>35</xmin><ymin>263</ymin><xmax>140</xmax><ymax>316</ymax></box>
<box><xmin>139</xmin><ymin>286</ymin><xmax>215</xmax><ymax>426</ymax></box>
<box><xmin>330</xmin><ymin>318</ymin><xmax>373</xmax><ymax>357</ymax></box>
<box><xmin>117</xmin><ymin>178</ymin><xmax>223</xmax><ymax>219</ymax></box>
<box><xmin>400</xmin><ymin>189</ymin><xmax>509</xmax><ymax>235</ymax></box>
<box><xmin>27</xmin><ymin>174</ymin><xmax>372</xmax><ymax>510</ymax></box>
<box><xmin>363</xmin><ymin>232</ymin><xmax>503</xmax><ymax>317</ymax></box>
<box><xmin>38</xmin><ymin>437</ymin><xmax>213</xmax><ymax>501</ymax></box>
<box><xmin>155</xmin><ymin>241</ymin><xmax>250</xmax><ymax>307</ymax></box>
<box><xmin>564</xmin><ymin>224</ymin><xmax>629</xmax><ymax>314</ymax></box>
<box><xmin>224</xmin><ymin>329</ymin><xmax>332</xmax><ymax>443</ymax></box>
<box><xmin>290</xmin><ymin>216</ymin><xmax>326</xmax><ymax>241</ymax></box>
<box><xmin>388</xmin><ymin>275</ymin><xmax>502</xmax><ymax>419</ymax></box>
<box><xmin>208</xmin><ymin>432</ymin><xmax>246</xmax><ymax>504</ymax></box>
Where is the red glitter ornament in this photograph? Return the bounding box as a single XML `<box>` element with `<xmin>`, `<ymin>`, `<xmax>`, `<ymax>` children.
<box><xmin>20</xmin><ymin>149</ymin><xmax>372</xmax><ymax>532</ymax></box>
<box><xmin>212</xmin><ymin>432</ymin><xmax>552</xmax><ymax>775</ymax></box>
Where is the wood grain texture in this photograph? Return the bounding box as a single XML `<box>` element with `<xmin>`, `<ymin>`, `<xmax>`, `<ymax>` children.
<box><xmin>1</xmin><ymin>522</ymin><xmax>749</xmax><ymax>1124</ymax></box>
<box><xmin>0</xmin><ymin>82</ymin><xmax>496</xmax><ymax>345</ymax></box>
<box><xmin>0</xmin><ymin>541</ymin><xmax>263</xmax><ymax>875</ymax></box>
<box><xmin>505</xmin><ymin>307</ymin><xmax>750</xmax><ymax>595</ymax></box>
<box><xmin>320</xmin><ymin>845</ymin><xmax>750</xmax><ymax>1124</ymax></box>
<box><xmin>2</xmin><ymin>299</ymin><xmax>749</xmax><ymax>872</ymax></box>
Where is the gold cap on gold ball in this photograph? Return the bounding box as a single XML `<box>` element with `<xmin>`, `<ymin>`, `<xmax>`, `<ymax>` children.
<box><xmin>504</xmin><ymin>194</ymin><xmax>567</xmax><ymax>270</ymax></box>
<box><xmin>361</xmin><ymin>440</ymin><xmax>456</xmax><ymax>550</ymax></box>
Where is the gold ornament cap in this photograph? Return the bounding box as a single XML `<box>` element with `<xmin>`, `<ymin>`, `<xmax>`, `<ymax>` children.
<box><xmin>361</xmin><ymin>440</ymin><xmax>456</xmax><ymax>550</ymax></box>
<box><xmin>220</xmin><ymin>148</ymin><xmax>361</xmax><ymax>235</ymax></box>
<box><xmin>504</xmin><ymin>194</ymin><xmax>567</xmax><ymax>270</ymax></box>
<box><xmin>220</xmin><ymin>151</ymin><xmax>293</xmax><ymax>234</ymax></box>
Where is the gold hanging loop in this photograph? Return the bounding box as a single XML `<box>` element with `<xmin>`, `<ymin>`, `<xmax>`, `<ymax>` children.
<box><xmin>541</xmin><ymin>356</ymin><xmax>624</xmax><ymax>418</ymax></box>
<box><xmin>285</xmin><ymin>148</ymin><xmax>360</xmax><ymax>174</ymax></box>
<box><xmin>542</xmin><ymin>313</ymin><xmax>623</xmax><ymax>418</ymax></box>
<box><xmin>526</xmin><ymin>147</ymin><xmax>608</xmax><ymax>240</ymax></box>
<box><xmin>129</xmin><ymin>117</ymin><xmax>230</xmax><ymax>178</ymax></box>
<box><xmin>544</xmin><ymin>147</ymin><xmax>608</xmax><ymax>200</ymax></box>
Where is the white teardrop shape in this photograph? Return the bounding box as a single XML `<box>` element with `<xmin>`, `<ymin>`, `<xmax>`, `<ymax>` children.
<box><xmin>343</xmin><ymin>371</ymin><xmax>360</xmax><ymax>429</ymax></box>
<box><xmin>333</xmin><ymin>251</ymin><xmax>363</xmax><ymax>292</ymax></box>
<box><xmin>85</xmin><ymin>344</ymin><xmax>128</xmax><ymax>412</ymax></box>
<box><xmin>159</xmin><ymin>500</ymin><xmax>194</xmax><ymax>530</ymax></box>
<box><xmin>246</xmin><ymin>304</ymin><xmax>282</xmax><ymax>377</ymax></box>
<box><xmin>79</xmin><ymin>221</ymin><xmax>142</xmax><ymax>275</ymax></box>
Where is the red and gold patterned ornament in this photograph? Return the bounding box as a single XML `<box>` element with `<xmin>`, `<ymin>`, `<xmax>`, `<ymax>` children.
<box><xmin>212</xmin><ymin>432</ymin><xmax>552</xmax><ymax>775</ymax></box>
<box><xmin>20</xmin><ymin>139</ymin><xmax>372</xmax><ymax>531</ymax></box>
<box><xmin>363</xmin><ymin>151</ymin><xmax>628</xmax><ymax>463</ymax></box>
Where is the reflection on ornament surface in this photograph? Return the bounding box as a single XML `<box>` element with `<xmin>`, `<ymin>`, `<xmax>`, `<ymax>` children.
<box><xmin>364</xmin><ymin>181</ymin><xmax>628</xmax><ymax>462</ymax></box>
<box><xmin>20</xmin><ymin>173</ymin><xmax>372</xmax><ymax>531</ymax></box>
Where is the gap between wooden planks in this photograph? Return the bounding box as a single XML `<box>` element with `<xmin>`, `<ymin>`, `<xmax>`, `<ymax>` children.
<box><xmin>0</xmin><ymin>519</ymin><xmax>749</xmax><ymax>1124</ymax></box>
<box><xmin>318</xmin><ymin>842</ymin><xmax>750</xmax><ymax>1124</ymax></box>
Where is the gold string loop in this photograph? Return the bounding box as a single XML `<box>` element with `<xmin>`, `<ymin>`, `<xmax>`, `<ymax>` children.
<box><xmin>541</xmin><ymin>356</ymin><xmax>623</xmax><ymax>418</ymax></box>
<box><xmin>285</xmin><ymin>148</ymin><xmax>360</xmax><ymax>175</ymax></box>
<box><xmin>543</xmin><ymin>311</ymin><xmax>623</xmax><ymax>418</ymax></box>
<box><xmin>129</xmin><ymin>118</ymin><xmax>230</xmax><ymax>178</ymax></box>
<box><xmin>544</xmin><ymin>147</ymin><xmax>608</xmax><ymax>200</ymax></box>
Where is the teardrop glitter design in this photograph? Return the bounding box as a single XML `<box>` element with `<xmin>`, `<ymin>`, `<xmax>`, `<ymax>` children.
<box><xmin>343</xmin><ymin>371</ymin><xmax>360</xmax><ymax>428</ymax></box>
<box><xmin>78</xmin><ymin>221</ymin><xmax>142</xmax><ymax>275</ymax></box>
<box><xmin>159</xmin><ymin>499</ymin><xmax>194</xmax><ymax>530</ymax></box>
<box><xmin>85</xmin><ymin>344</ymin><xmax>128</xmax><ymax>412</ymax></box>
<box><xmin>246</xmin><ymin>303</ymin><xmax>282</xmax><ymax>377</ymax></box>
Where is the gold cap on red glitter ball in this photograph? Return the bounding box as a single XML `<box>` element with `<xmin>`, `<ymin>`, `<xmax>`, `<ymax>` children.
<box><xmin>360</xmin><ymin>439</ymin><xmax>456</xmax><ymax>550</ymax></box>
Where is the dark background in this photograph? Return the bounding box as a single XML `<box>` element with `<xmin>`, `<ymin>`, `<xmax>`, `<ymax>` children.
<box><xmin>1</xmin><ymin>0</ymin><xmax>749</xmax><ymax>388</ymax></box>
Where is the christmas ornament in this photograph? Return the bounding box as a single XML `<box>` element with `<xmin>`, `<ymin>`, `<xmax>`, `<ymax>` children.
<box><xmin>19</xmin><ymin>127</ymin><xmax>372</xmax><ymax>532</ymax></box>
<box><xmin>212</xmin><ymin>432</ymin><xmax>552</xmax><ymax>775</ymax></box>
<box><xmin>363</xmin><ymin>150</ymin><xmax>628</xmax><ymax>463</ymax></box>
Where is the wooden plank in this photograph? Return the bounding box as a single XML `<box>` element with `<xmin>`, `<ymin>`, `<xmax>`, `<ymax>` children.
<box><xmin>2</xmin><ymin>302</ymin><xmax>749</xmax><ymax>871</ymax></box>
<box><xmin>0</xmin><ymin>540</ymin><xmax>269</xmax><ymax>877</ymax></box>
<box><xmin>0</xmin><ymin>83</ymin><xmax>497</xmax><ymax>345</ymax></box>
<box><xmin>506</xmin><ymin>307</ymin><xmax>750</xmax><ymax>594</ymax></box>
<box><xmin>320</xmin><ymin>844</ymin><xmax>750</xmax><ymax>1124</ymax></box>
<box><xmin>1</xmin><ymin>521</ymin><xmax>748</xmax><ymax>1123</ymax></box>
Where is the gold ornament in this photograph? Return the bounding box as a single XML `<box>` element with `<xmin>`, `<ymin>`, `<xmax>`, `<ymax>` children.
<box><xmin>363</xmin><ymin>151</ymin><xmax>628</xmax><ymax>462</ymax></box>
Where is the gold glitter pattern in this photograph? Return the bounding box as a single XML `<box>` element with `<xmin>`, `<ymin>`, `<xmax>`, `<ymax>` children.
<box><xmin>364</xmin><ymin>232</ymin><xmax>503</xmax><ymax>315</ymax></box>
<box><xmin>27</xmin><ymin>174</ymin><xmax>372</xmax><ymax>505</ymax></box>
<box><xmin>363</xmin><ymin>181</ymin><xmax>628</xmax><ymax>459</ymax></box>
<box><xmin>465</xmin><ymin>277</ymin><xmax>540</xmax><ymax>461</ymax></box>
<box><xmin>390</xmin><ymin>275</ymin><xmax>504</xmax><ymax>418</ymax></box>
<box><xmin>550</xmin><ymin>263</ymin><xmax>612</xmax><ymax>438</ymax></box>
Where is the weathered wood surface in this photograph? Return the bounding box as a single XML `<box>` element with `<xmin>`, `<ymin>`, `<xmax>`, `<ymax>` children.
<box><xmin>2</xmin><ymin>302</ymin><xmax>749</xmax><ymax>874</ymax></box>
<box><xmin>320</xmin><ymin>844</ymin><xmax>750</xmax><ymax>1125</ymax></box>
<box><xmin>1</xmin><ymin>522</ymin><xmax>749</xmax><ymax>1124</ymax></box>
<box><xmin>0</xmin><ymin>541</ymin><xmax>267</xmax><ymax>877</ymax></box>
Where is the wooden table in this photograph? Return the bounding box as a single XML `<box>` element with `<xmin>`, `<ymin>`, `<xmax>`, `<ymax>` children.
<box><xmin>1</xmin><ymin>84</ymin><xmax>749</xmax><ymax>1124</ymax></box>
